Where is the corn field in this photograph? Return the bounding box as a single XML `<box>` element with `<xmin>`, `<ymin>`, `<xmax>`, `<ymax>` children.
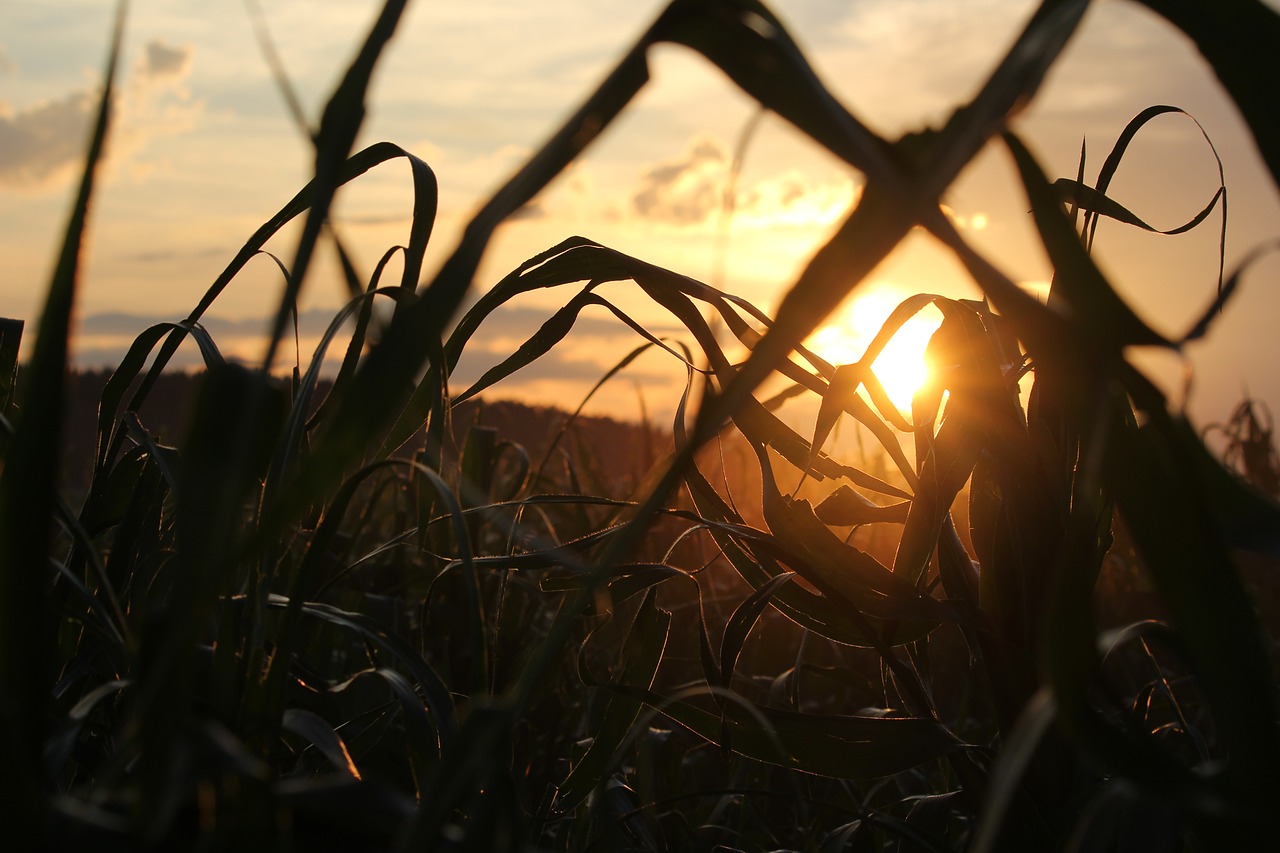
<box><xmin>3</xmin><ymin>0</ymin><xmax>1280</xmax><ymax>850</ymax></box>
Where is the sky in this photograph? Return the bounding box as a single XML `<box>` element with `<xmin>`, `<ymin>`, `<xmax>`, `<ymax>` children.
<box><xmin>3</xmin><ymin>0</ymin><xmax>1280</xmax><ymax>431</ymax></box>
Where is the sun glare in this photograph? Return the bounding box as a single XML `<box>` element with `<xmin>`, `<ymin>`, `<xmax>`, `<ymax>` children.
<box><xmin>805</xmin><ymin>292</ymin><xmax>943</xmax><ymax>414</ymax></box>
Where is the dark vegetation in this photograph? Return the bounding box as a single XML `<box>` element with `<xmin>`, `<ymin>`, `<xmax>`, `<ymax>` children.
<box><xmin>54</xmin><ymin>369</ymin><xmax>663</xmax><ymax>505</ymax></box>
<box><xmin>3</xmin><ymin>1</ymin><xmax>1280</xmax><ymax>850</ymax></box>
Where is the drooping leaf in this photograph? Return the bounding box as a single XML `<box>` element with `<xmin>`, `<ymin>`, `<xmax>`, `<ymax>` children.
<box><xmin>540</xmin><ymin>564</ymin><xmax>688</xmax><ymax>601</ymax></box>
<box><xmin>557</xmin><ymin>589</ymin><xmax>670</xmax><ymax>809</ymax></box>
<box><xmin>1004</xmin><ymin>132</ymin><xmax>1172</xmax><ymax>351</ymax></box>
<box><xmin>1133</xmin><ymin>1</ymin><xmax>1280</xmax><ymax>192</ymax></box>
<box><xmin>272</xmin><ymin>596</ymin><xmax>456</xmax><ymax>744</ymax></box>
<box><xmin>719</xmin><ymin>571</ymin><xmax>796</xmax><ymax>689</ymax></box>
<box><xmin>282</xmin><ymin>708</ymin><xmax>362</xmax><ymax>780</ymax></box>
<box><xmin>42</xmin><ymin>679</ymin><xmax>130</xmax><ymax>780</ymax></box>
<box><xmin>1100</xmin><ymin>396</ymin><xmax>1280</xmax><ymax>811</ymax></box>
<box><xmin>813</xmin><ymin>485</ymin><xmax>909</xmax><ymax>527</ymax></box>
<box><xmin>0</xmin><ymin>318</ymin><xmax>22</xmax><ymax>417</ymax></box>
<box><xmin>757</xmin><ymin>445</ymin><xmax>942</xmax><ymax>625</ymax></box>
<box><xmin>1054</xmin><ymin>178</ymin><xmax>1221</xmax><ymax>237</ymax></box>
<box><xmin>810</xmin><ymin>294</ymin><xmax>947</xmax><ymax>458</ymax></box>
<box><xmin>260</xmin><ymin>0</ymin><xmax>416</xmax><ymax>369</ymax></box>
<box><xmin>612</xmin><ymin>682</ymin><xmax>962</xmax><ymax>780</ymax></box>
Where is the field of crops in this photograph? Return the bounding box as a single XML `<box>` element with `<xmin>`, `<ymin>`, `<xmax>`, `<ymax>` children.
<box><xmin>4</xmin><ymin>1</ymin><xmax>1280</xmax><ymax>850</ymax></box>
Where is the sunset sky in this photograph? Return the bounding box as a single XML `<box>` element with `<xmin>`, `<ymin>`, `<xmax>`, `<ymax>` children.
<box><xmin>4</xmin><ymin>0</ymin><xmax>1280</xmax><ymax>427</ymax></box>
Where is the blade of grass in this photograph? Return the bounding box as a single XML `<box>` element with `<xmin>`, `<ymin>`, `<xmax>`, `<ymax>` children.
<box><xmin>556</xmin><ymin>589</ymin><xmax>671</xmax><ymax>809</ymax></box>
<box><xmin>0</xmin><ymin>318</ymin><xmax>22</xmax><ymax>418</ymax></box>
<box><xmin>1136</xmin><ymin>0</ymin><xmax>1280</xmax><ymax>193</ymax></box>
<box><xmin>282</xmin><ymin>708</ymin><xmax>362</xmax><ymax>780</ymax></box>
<box><xmin>0</xmin><ymin>0</ymin><xmax>126</xmax><ymax>829</ymax></box>
<box><xmin>261</xmin><ymin>0</ymin><xmax>413</xmax><ymax>368</ymax></box>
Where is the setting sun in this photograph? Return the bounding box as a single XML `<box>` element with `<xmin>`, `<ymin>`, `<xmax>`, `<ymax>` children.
<box><xmin>805</xmin><ymin>291</ymin><xmax>943</xmax><ymax>414</ymax></box>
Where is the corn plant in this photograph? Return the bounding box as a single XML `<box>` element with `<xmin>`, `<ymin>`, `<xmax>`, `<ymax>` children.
<box><xmin>3</xmin><ymin>0</ymin><xmax>1280</xmax><ymax>850</ymax></box>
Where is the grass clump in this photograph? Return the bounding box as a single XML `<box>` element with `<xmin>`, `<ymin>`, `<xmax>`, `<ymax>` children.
<box><xmin>4</xmin><ymin>0</ymin><xmax>1280</xmax><ymax>850</ymax></box>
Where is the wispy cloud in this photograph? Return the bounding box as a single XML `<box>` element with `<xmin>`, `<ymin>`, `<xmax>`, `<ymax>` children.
<box><xmin>624</xmin><ymin>133</ymin><xmax>857</xmax><ymax>233</ymax></box>
<box><xmin>72</xmin><ymin>304</ymin><xmax>684</xmax><ymax>410</ymax></box>
<box><xmin>115</xmin><ymin>244</ymin><xmax>236</xmax><ymax>265</ymax></box>
<box><xmin>0</xmin><ymin>89</ymin><xmax>96</xmax><ymax>188</ymax></box>
<box><xmin>814</xmin><ymin>0</ymin><xmax>1039</xmax><ymax>133</ymax></box>
<box><xmin>142</xmin><ymin>39</ymin><xmax>191</xmax><ymax>80</ymax></box>
<box><xmin>631</xmin><ymin>134</ymin><xmax>728</xmax><ymax>226</ymax></box>
<box><xmin>114</xmin><ymin>39</ymin><xmax>202</xmax><ymax>181</ymax></box>
<box><xmin>734</xmin><ymin>171</ymin><xmax>858</xmax><ymax>230</ymax></box>
<box><xmin>0</xmin><ymin>38</ymin><xmax>200</xmax><ymax>193</ymax></box>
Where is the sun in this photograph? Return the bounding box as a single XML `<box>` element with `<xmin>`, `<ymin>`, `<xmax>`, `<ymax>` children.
<box><xmin>804</xmin><ymin>291</ymin><xmax>942</xmax><ymax>414</ymax></box>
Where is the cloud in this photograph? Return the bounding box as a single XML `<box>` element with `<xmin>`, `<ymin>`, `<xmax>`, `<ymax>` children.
<box><xmin>451</xmin><ymin>303</ymin><xmax>684</xmax><ymax>360</ymax></box>
<box><xmin>631</xmin><ymin>133</ymin><xmax>729</xmax><ymax>226</ymax></box>
<box><xmin>0</xmin><ymin>90</ymin><xmax>97</xmax><ymax>188</ymax></box>
<box><xmin>71</xmin><ymin>304</ymin><xmax>684</xmax><ymax>401</ymax></box>
<box><xmin>116</xmin><ymin>245</ymin><xmax>234</xmax><ymax>265</ymax></box>
<box><xmin>428</xmin><ymin>142</ymin><xmax>532</xmax><ymax>185</ymax></box>
<box><xmin>79</xmin><ymin>308</ymin><xmax>342</xmax><ymax>340</ymax></box>
<box><xmin>624</xmin><ymin>134</ymin><xmax>859</xmax><ymax>234</ymax></box>
<box><xmin>817</xmin><ymin>0</ymin><xmax>1040</xmax><ymax>133</ymax></box>
<box><xmin>73</xmin><ymin>308</ymin><xmax>352</xmax><ymax>373</ymax></box>
<box><xmin>74</xmin><ymin>303</ymin><xmax>679</xmax><ymax>350</ymax></box>
<box><xmin>734</xmin><ymin>172</ymin><xmax>859</xmax><ymax>230</ymax></box>
<box><xmin>452</xmin><ymin>342</ymin><xmax>671</xmax><ymax>390</ymax></box>
<box><xmin>448</xmin><ymin>305</ymin><xmax>681</xmax><ymax>393</ymax></box>
<box><xmin>142</xmin><ymin>40</ymin><xmax>192</xmax><ymax>80</ymax></box>
<box><xmin>0</xmin><ymin>38</ymin><xmax>200</xmax><ymax>193</ymax></box>
<box><xmin>118</xmin><ymin>39</ymin><xmax>200</xmax><ymax>172</ymax></box>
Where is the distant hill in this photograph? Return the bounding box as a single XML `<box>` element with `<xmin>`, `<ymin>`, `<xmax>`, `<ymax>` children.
<box><xmin>54</xmin><ymin>369</ymin><xmax>668</xmax><ymax>504</ymax></box>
